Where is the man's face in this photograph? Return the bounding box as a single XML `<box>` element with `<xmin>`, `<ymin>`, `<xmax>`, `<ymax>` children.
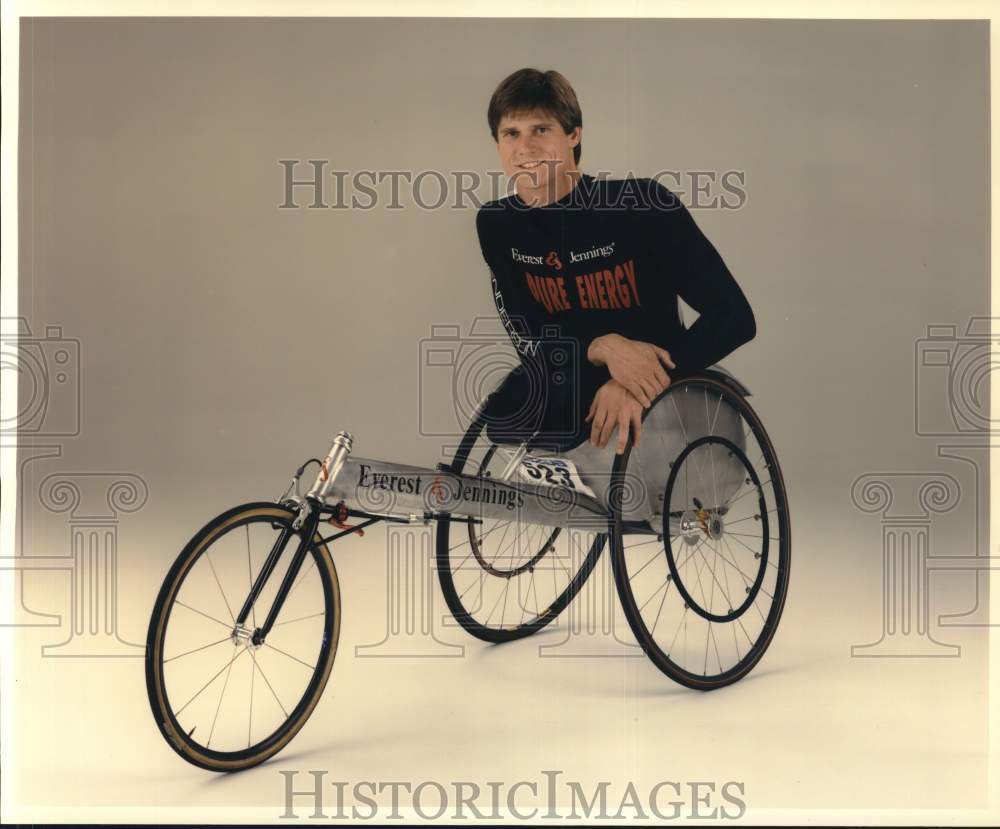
<box><xmin>495</xmin><ymin>109</ymin><xmax>581</xmax><ymax>201</ymax></box>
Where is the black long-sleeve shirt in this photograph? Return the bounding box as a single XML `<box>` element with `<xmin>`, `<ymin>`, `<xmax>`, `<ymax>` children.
<box><xmin>475</xmin><ymin>173</ymin><xmax>755</xmax><ymax>449</ymax></box>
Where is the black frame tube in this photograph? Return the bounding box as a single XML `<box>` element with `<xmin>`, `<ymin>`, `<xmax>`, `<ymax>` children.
<box><xmin>253</xmin><ymin>502</ymin><xmax>323</xmax><ymax>643</ymax></box>
<box><xmin>236</xmin><ymin>523</ymin><xmax>292</xmax><ymax>627</ymax></box>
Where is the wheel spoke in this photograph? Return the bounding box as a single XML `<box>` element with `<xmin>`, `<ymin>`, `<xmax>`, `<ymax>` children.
<box><xmin>451</xmin><ymin>521</ymin><xmax>510</xmax><ymax>573</ymax></box>
<box><xmin>724</xmin><ymin>480</ymin><xmax>772</xmax><ymax>509</ymax></box>
<box><xmin>205</xmin><ymin>550</ymin><xmax>236</xmax><ymax>625</ymax></box>
<box><xmin>672</xmin><ymin>535</ymin><xmax>708</xmax><ymax>572</ymax></box>
<box><xmin>638</xmin><ymin>576</ymin><xmax>671</xmax><ymax>614</ymax></box>
<box><xmin>263</xmin><ymin>641</ymin><xmax>317</xmax><ymax>672</ymax></box>
<box><xmin>694</xmin><ymin>543</ymin><xmax>736</xmax><ymax>615</ymax></box>
<box><xmin>248</xmin><ymin>652</ymin><xmax>256</xmax><ymax>749</ymax></box>
<box><xmin>530</xmin><ymin>565</ymin><xmax>542</xmax><ymax>618</ymax></box>
<box><xmin>721</xmin><ymin>535</ymin><xmax>773</xmax><ymax>603</ymax></box>
<box><xmin>628</xmin><ymin>546</ymin><xmax>668</xmax><ymax>583</ymax></box>
<box><xmin>483</xmin><ymin>577</ymin><xmax>513</xmax><ymax>628</ymax></box>
<box><xmin>666</xmin><ymin>604</ymin><xmax>690</xmax><ymax>656</ymax></box>
<box><xmin>271</xmin><ymin>611</ymin><xmax>326</xmax><ymax>627</ymax></box>
<box><xmin>726</xmin><ymin>530</ymin><xmax>777</xmax><ymax>541</ymax></box>
<box><xmin>208</xmin><ymin>644</ymin><xmax>242</xmax><ymax>748</ymax></box>
<box><xmin>175</xmin><ymin>646</ymin><xmax>246</xmax><ymax>717</ymax></box>
<box><xmin>649</xmin><ymin>575</ymin><xmax>672</xmax><ymax>637</ymax></box>
<box><xmin>173</xmin><ymin>600</ymin><xmax>232</xmax><ymax>631</ymax></box>
<box><xmin>247</xmin><ymin>647</ymin><xmax>289</xmax><ymax>718</ymax></box>
<box><xmin>164</xmin><ymin>635</ymin><xmax>233</xmax><ymax>664</ymax></box>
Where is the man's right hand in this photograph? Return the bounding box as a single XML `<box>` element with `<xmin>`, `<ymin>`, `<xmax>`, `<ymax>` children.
<box><xmin>587</xmin><ymin>333</ymin><xmax>675</xmax><ymax>408</ymax></box>
<box><xmin>585</xmin><ymin>378</ymin><xmax>646</xmax><ymax>454</ymax></box>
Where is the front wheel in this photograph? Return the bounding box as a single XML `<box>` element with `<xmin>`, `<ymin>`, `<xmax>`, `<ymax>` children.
<box><xmin>145</xmin><ymin>502</ymin><xmax>341</xmax><ymax>771</ymax></box>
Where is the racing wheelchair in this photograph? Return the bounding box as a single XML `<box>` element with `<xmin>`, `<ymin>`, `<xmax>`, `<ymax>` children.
<box><xmin>145</xmin><ymin>361</ymin><xmax>790</xmax><ymax>772</ymax></box>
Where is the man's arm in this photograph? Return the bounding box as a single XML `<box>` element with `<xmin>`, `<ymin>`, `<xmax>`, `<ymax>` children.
<box><xmin>476</xmin><ymin>206</ymin><xmax>540</xmax><ymax>360</ymax></box>
<box><xmin>586</xmin><ymin>333</ymin><xmax>674</xmax><ymax>408</ymax></box>
<box><xmin>648</xmin><ymin>181</ymin><xmax>756</xmax><ymax>374</ymax></box>
<box><xmin>475</xmin><ymin>206</ymin><xmax>557</xmax><ymax>437</ymax></box>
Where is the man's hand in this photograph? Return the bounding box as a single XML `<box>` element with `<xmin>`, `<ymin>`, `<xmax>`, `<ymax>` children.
<box><xmin>585</xmin><ymin>378</ymin><xmax>645</xmax><ymax>454</ymax></box>
<box><xmin>587</xmin><ymin>333</ymin><xmax>676</xmax><ymax>408</ymax></box>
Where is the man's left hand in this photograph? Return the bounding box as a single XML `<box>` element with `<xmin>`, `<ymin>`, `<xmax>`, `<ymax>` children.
<box><xmin>585</xmin><ymin>378</ymin><xmax>645</xmax><ymax>454</ymax></box>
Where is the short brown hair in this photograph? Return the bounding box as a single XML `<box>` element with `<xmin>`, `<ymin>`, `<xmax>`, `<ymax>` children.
<box><xmin>487</xmin><ymin>68</ymin><xmax>583</xmax><ymax>165</ymax></box>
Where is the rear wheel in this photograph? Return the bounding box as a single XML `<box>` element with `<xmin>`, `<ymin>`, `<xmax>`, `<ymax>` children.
<box><xmin>436</xmin><ymin>409</ymin><xmax>607</xmax><ymax>643</ymax></box>
<box><xmin>609</xmin><ymin>377</ymin><xmax>791</xmax><ymax>689</ymax></box>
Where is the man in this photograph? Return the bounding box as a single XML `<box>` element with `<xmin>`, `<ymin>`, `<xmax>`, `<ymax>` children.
<box><xmin>476</xmin><ymin>68</ymin><xmax>756</xmax><ymax>454</ymax></box>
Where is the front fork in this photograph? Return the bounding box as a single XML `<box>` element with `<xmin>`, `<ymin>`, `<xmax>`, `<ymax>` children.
<box><xmin>235</xmin><ymin>432</ymin><xmax>354</xmax><ymax>646</ymax></box>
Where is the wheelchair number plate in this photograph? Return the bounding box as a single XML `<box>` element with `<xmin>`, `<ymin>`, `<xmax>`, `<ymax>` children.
<box><xmin>517</xmin><ymin>456</ymin><xmax>597</xmax><ymax>499</ymax></box>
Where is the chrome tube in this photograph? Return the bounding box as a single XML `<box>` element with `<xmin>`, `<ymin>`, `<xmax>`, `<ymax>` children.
<box><xmin>306</xmin><ymin>431</ymin><xmax>354</xmax><ymax>502</ymax></box>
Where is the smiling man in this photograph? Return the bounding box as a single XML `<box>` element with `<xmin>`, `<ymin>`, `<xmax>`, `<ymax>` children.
<box><xmin>476</xmin><ymin>68</ymin><xmax>756</xmax><ymax>454</ymax></box>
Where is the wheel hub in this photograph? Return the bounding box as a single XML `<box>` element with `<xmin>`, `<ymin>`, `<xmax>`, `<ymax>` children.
<box><xmin>679</xmin><ymin>507</ymin><xmax>724</xmax><ymax>543</ymax></box>
<box><xmin>230</xmin><ymin>624</ymin><xmax>262</xmax><ymax>649</ymax></box>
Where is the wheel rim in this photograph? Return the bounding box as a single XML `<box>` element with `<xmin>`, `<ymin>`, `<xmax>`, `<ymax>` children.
<box><xmin>149</xmin><ymin>506</ymin><xmax>338</xmax><ymax>766</ymax></box>
<box><xmin>613</xmin><ymin>378</ymin><xmax>790</xmax><ymax>687</ymax></box>
<box><xmin>662</xmin><ymin>435</ymin><xmax>769</xmax><ymax>623</ymax></box>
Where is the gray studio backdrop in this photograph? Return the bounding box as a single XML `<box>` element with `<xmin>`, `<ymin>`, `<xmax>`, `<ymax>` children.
<box><xmin>16</xmin><ymin>18</ymin><xmax>988</xmax><ymax>644</ymax></box>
